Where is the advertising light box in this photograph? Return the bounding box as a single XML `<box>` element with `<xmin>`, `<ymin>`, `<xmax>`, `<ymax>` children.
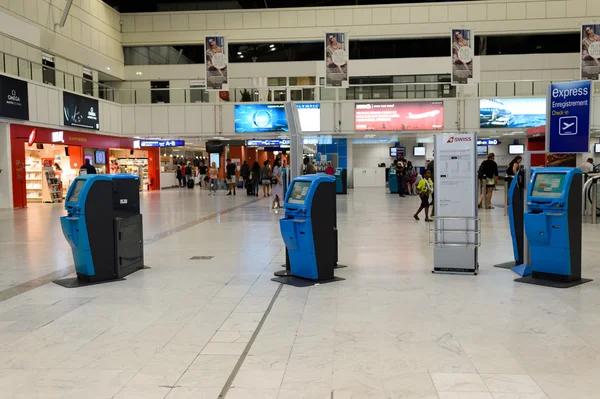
<box><xmin>296</xmin><ymin>103</ymin><xmax>320</xmax><ymax>132</ymax></box>
<box><xmin>234</xmin><ymin>104</ymin><xmax>289</xmax><ymax>133</ymax></box>
<box><xmin>354</xmin><ymin>102</ymin><xmax>444</xmax><ymax>131</ymax></box>
<box><xmin>63</xmin><ymin>92</ymin><xmax>99</xmax><ymax>130</ymax></box>
<box><xmin>480</xmin><ymin>98</ymin><xmax>546</xmax><ymax>129</ymax></box>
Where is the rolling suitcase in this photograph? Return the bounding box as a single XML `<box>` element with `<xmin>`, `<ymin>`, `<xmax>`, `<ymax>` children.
<box><xmin>247</xmin><ymin>182</ymin><xmax>254</xmax><ymax>196</ymax></box>
<box><xmin>187</xmin><ymin>178</ymin><xmax>195</xmax><ymax>189</ymax></box>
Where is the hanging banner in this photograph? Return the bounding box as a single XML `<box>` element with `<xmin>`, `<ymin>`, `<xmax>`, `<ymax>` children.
<box><xmin>581</xmin><ymin>24</ymin><xmax>600</xmax><ymax>80</ymax></box>
<box><xmin>547</xmin><ymin>80</ymin><xmax>591</xmax><ymax>153</ymax></box>
<box><xmin>451</xmin><ymin>29</ymin><xmax>474</xmax><ymax>85</ymax></box>
<box><xmin>205</xmin><ymin>36</ymin><xmax>228</xmax><ymax>91</ymax></box>
<box><xmin>325</xmin><ymin>32</ymin><xmax>348</xmax><ymax>88</ymax></box>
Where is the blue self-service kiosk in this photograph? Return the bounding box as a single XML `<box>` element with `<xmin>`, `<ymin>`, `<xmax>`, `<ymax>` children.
<box><xmin>334</xmin><ymin>168</ymin><xmax>347</xmax><ymax>194</ymax></box>
<box><xmin>516</xmin><ymin>167</ymin><xmax>592</xmax><ymax>287</ymax></box>
<box><xmin>59</xmin><ymin>174</ymin><xmax>144</xmax><ymax>286</ymax></box>
<box><xmin>278</xmin><ymin>175</ymin><xmax>339</xmax><ymax>283</ymax></box>
<box><xmin>494</xmin><ymin>169</ymin><xmax>525</xmax><ymax>269</ymax></box>
<box><xmin>388</xmin><ymin>168</ymin><xmax>398</xmax><ymax>193</ymax></box>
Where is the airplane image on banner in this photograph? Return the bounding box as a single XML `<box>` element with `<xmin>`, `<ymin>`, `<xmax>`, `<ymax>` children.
<box><xmin>559</xmin><ymin>116</ymin><xmax>578</xmax><ymax>135</ymax></box>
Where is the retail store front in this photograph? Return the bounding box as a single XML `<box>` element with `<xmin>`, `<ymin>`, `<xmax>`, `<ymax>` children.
<box><xmin>9</xmin><ymin>125</ymin><xmax>160</xmax><ymax>208</ymax></box>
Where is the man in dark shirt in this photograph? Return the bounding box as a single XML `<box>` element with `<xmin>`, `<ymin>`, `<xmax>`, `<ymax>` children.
<box><xmin>395</xmin><ymin>156</ymin><xmax>405</xmax><ymax>197</ymax></box>
<box><xmin>303</xmin><ymin>157</ymin><xmax>316</xmax><ymax>175</ymax></box>
<box><xmin>226</xmin><ymin>158</ymin><xmax>237</xmax><ymax>196</ymax></box>
<box><xmin>478</xmin><ymin>153</ymin><xmax>499</xmax><ymax>209</ymax></box>
<box><xmin>80</xmin><ymin>159</ymin><xmax>96</xmax><ymax>175</ymax></box>
<box><xmin>240</xmin><ymin>161</ymin><xmax>250</xmax><ymax>188</ymax></box>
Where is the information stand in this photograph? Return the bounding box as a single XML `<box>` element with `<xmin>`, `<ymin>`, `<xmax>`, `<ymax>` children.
<box><xmin>431</xmin><ymin>133</ymin><xmax>480</xmax><ymax>274</ymax></box>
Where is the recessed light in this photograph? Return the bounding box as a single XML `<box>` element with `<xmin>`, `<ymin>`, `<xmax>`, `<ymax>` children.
<box><xmin>239</xmin><ymin>55</ymin><xmax>244</xmax><ymax>58</ymax></box>
<box><xmin>136</xmin><ymin>71</ymin><xmax>142</xmax><ymax>76</ymax></box>
<box><xmin>269</xmin><ymin>44</ymin><xmax>274</xmax><ymax>48</ymax></box>
<box><xmin>106</xmin><ymin>66</ymin><xmax>111</xmax><ymax>71</ymax></box>
<box><xmin>271</xmin><ymin>48</ymin><xmax>276</xmax><ymax>51</ymax></box>
<box><xmin>237</xmin><ymin>52</ymin><xmax>242</xmax><ymax>55</ymax></box>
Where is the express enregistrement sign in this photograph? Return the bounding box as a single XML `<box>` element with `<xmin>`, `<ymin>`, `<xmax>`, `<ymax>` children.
<box><xmin>547</xmin><ymin>80</ymin><xmax>591</xmax><ymax>153</ymax></box>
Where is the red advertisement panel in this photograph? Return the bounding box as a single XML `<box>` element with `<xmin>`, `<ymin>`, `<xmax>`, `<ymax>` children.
<box><xmin>355</xmin><ymin>102</ymin><xmax>444</xmax><ymax>131</ymax></box>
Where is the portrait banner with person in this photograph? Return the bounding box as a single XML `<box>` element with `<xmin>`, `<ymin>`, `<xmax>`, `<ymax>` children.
<box><xmin>451</xmin><ymin>29</ymin><xmax>474</xmax><ymax>85</ymax></box>
<box><xmin>325</xmin><ymin>32</ymin><xmax>348</xmax><ymax>88</ymax></box>
<box><xmin>205</xmin><ymin>36</ymin><xmax>228</xmax><ymax>91</ymax></box>
<box><xmin>581</xmin><ymin>24</ymin><xmax>600</xmax><ymax>80</ymax></box>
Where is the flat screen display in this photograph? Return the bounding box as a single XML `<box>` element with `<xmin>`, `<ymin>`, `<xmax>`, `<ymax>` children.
<box><xmin>532</xmin><ymin>173</ymin><xmax>566</xmax><ymax>198</ymax></box>
<box><xmin>67</xmin><ymin>180</ymin><xmax>86</xmax><ymax>202</ymax></box>
<box><xmin>95</xmin><ymin>150</ymin><xmax>105</xmax><ymax>164</ymax></box>
<box><xmin>234</xmin><ymin>104</ymin><xmax>288</xmax><ymax>133</ymax></box>
<box><xmin>287</xmin><ymin>181</ymin><xmax>311</xmax><ymax>204</ymax></box>
<box><xmin>480</xmin><ymin>98</ymin><xmax>546</xmax><ymax>129</ymax></box>
<box><xmin>355</xmin><ymin>102</ymin><xmax>444</xmax><ymax>131</ymax></box>
<box><xmin>595</xmin><ymin>143</ymin><xmax>600</xmax><ymax>153</ymax></box>
<box><xmin>0</xmin><ymin>74</ymin><xmax>29</xmax><ymax>120</ymax></box>
<box><xmin>413</xmin><ymin>146</ymin><xmax>426</xmax><ymax>157</ymax></box>
<box><xmin>477</xmin><ymin>145</ymin><xmax>488</xmax><ymax>155</ymax></box>
<box><xmin>63</xmin><ymin>92</ymin><xmax>100</xmax><ymax>130</ymax></box>
<box><xmin>209</xmin><ymin>153</ymin><xmax>220</xmax><ymax>168</ymax></box>
<box><xmin>508</xmin><ymin>144</ymin><xmax>525</xmax><ymax>155</ymax></box>
<box><xmin>389</xmin><ymin>147</ymin><xmax>397</xmax><ymax>157</ymax></box>
<box><xmin>296</xmin><ymin>103</ymin><xmax>320</xmax><ymax>132</ymax></box>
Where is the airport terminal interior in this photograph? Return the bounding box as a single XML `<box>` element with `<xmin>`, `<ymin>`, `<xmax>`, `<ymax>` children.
<box><xmin>2</xmin><ymin>0</ymin><xmax>600</xmax><ymax>398</ymax></box>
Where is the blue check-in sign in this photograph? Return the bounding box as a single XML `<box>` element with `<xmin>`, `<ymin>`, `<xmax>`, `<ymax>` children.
<box><xmin>548</xmin><ymin>80</ymin><xmax>591</xmax><ymax>153</ymax></box>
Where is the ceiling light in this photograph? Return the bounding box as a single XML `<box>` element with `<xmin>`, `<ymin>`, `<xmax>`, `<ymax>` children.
<box><xmin>239</xmin><ymin>55</ymin><xmax>244</xmax><ymax>58</ymax></box>
<box><xmin>106</xmin><ymin>66</ymin><xmax>111</xmax><ymax>71</ymax></box>
<box><xmin>237</xmin><ymin>52</ymin><xmax>242</xmax><ymax>55</ymax></box>
<box><xmin>136</xmin><ymin>71</ymin><xmax>142</xmax><ymax>76</ymax></box>
<box><xmin>271</xmin><ymin>48</ymin><xmax>276</xmax><ymax>51</ymax></box>
<box><xmin>269</xmin><ymin>44</ymin><xmax>274</xmax><ymax>48</ymax></box>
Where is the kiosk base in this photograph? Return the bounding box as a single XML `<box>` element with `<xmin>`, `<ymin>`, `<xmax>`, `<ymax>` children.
<box><xmin>494</xmin><ymin>261</ymin><xmax>521</xmax><ymax>269</ymax></box>
<box><xmin>53</xmin><ymin>276</ymin><xmax>126</xmax><ymax>288</ymax></box>
<box><xmin>271</xmin><ymin>275</ymin><xmax>345</xmax><ymax>287</ymax></box>
<box><xmin>515</xmin><ymin>275</ymin><xmax>592</xmax><ymax>288</ymax></box>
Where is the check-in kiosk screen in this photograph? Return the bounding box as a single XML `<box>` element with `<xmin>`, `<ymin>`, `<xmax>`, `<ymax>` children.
<box><xmin>532</xmin><ymin>173</ymin><xmax>566</xmax><ymax>198</ymax></box>
<box><xmin>68</xmin><ymin>180</ymin><xmax>86</xmax><ymax>202</ymax></box>
<box><xmin>287</xmin><ymin>181</ymin><xmax>311</xmax><ymax>204</ymax></box>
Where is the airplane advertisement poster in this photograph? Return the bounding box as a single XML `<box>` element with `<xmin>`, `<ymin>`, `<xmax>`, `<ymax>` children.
<box><xmin>354</xmin><ymin>102</ymin><xmax>444</xmax><ymax>131</ymax></box>
<box><xmin>479</xmin><ymin>98</ymin><xmax>546</xmax><ymax>129</ymax></box>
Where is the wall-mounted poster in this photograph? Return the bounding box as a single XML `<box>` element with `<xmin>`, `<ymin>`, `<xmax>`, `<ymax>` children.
<box><xmin>451</xmin><ymin>29</ymin><xmax>473</xmax><ymax>85</ymax></box>
<box><xmin>0</xmin><ymin>75</ymin><xmax>28</xmax><ymax>120</ymax></box>
<box><xmin>205</xmin><ymin>36</ymin><xmax>228</xmax><ymax>91</ymax></box>
<box><xmin>581</xmin><ymin>24</ymin><xmax>600</xmax><ymax>80</ymax></box>
<box><xmin>479</xmin><ymin>98</ymin><xmax>546</xmax><ymax>129</ymax></box>
<box><xmin>325</xmin><ymin>32</ymin><xmax>348</xmax><ymax>88</ymax></box>
<box><xmin>63</xmin><ymin>92</ymin><xmax>99</xmax><ymax>130</ymax></box>
<box><xmin>354</xmin><ymin>102</ymin><xmax>444</xmax><ymax>131</ymax></box>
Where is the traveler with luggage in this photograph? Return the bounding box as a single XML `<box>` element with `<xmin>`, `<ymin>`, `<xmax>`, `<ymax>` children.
<box><xmin>250</xmin><ymin>161</ymin><xmax>260</xmax><ymax>197</ymax></box>
<box><xmin>185</xmin><ymin>162</ymin><xmax>194</xmax><ymax>189</ymax></box>
<box><xmin>176</xmin><ymin>165</ymin><xmax>184</xmax><ymax>188</ymax></box>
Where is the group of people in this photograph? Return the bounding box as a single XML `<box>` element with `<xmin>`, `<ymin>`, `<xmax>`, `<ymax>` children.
<box><xmin>392</xmin><ymin>156</ymin><xmax>435</xmax><ymax>222</ymax></box>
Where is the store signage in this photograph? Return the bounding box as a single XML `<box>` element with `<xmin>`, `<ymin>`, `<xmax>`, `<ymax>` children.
<box><xmin>547</xmin><ymin>80</ymin><xmax>591</xmax><ymax>153</ymax></box>
<box><xmin>476</xmin><ymin>139</ymin><xmax>498</xmax><ymax>146</ymax></box>
<box><xmin>63</xmin><ymin>91</ymin><xmax>100</xmax><ymax>130</ymax></box>
<box><xmin>140</xmin><ymin>140</ymin><xmax>185</xmax><ymax>148</ymax></box>
<box><xmin>0</xmin><ymin>75</ymin><xmax>29</xmax><ymax>120</ymax></box>
<box><xmin>246</xmin><ymin>139</ymin><xmax>290</xmax><ymax>147</ymax></box>
<box><xmin>52</xmin><ymin>131</ymin><xmax>64</xmax><ymax>143</ymax></box>
<box><xmin>355</xmin><ymin>102</ymin><xmax>444</xmax><ymax>131</ymax></box>
<box><xmin>27</xmin><ymin>128</ymin><xmax>36</xmax><ymax>146</ymax></box>
<box><xmin>352</xmin><ymin>135</ymin><xmax>399</xmax><ymax>144</ymax></box>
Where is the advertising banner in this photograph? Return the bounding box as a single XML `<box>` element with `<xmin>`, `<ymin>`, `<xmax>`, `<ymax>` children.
<box><xmin>63</xmin><ymin>92</ymin><xmax>99</xmax><ymax>130</ymax></box>
<box><xmin>325</xmin><ymin>32</ymin><xmax>348</xmax><ymax>87</ymax></box>
<box><xmin>479</xmin><ymin>98</ymin><xmax>546</xmax><ymax>129</ymax></box>
<box><xmin>547</xmin><ymin>80</ymin><xmax>591</xmax><ymax>153</ymax></box>
<box><xmin>296</xmin><ymin>103</ymin><xmax>320</xmax><ymax>132</ymax></box>
<box><xmin>354</xmin><ymin>102</ymin><xmax>444</xmax><ymax>131</ymax></box>
<box><xmin>234</xmin><ymin>104</ymin><xmax>288</xmax><ymax>133</ymax></box>
<box><xmin>205</xmin><ymin>36</ymin><xmax>228</xmax><ymax>91</ymax></box>
<box><xmin>0</xmin><ymin>75</ymin><xmax>28</xmax><ymax>120</ymax></box>
<box><xmin>581</xmin><ymin>24</ymin><xmax>600</xmax><ymax>80</ymax></box>
<box><xmin>451</xmin><ymin>29</ymin><xmax>473</xmax><ymax>85</ymax></box>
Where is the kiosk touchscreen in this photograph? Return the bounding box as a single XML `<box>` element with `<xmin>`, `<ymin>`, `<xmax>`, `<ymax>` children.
<box><xmin>277</xmin><ymin>175</ymin><xmax>340</xmax><ymax>284</ymax></box>
<box><xmin>59</xmin><ymin>174</ymin><xmax>144</xmax><ymax>286</ymax></box>
<box><xmin>517</xmin><ymin>167</ymin><xmax>591</xmax><ymax>287</ymax></box>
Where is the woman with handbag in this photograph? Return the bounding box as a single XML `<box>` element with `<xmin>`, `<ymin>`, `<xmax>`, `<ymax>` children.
<box><xmin>271</xmin><ymin>158</ymin><xmax>283</xmax><ymax>209</ymax></box>
<box><xmin>260</xmin><ymin>160</ymin><xmax>272</xmax><ymax>197</ymax></box>
<box><xmin>478</xmin><ymin>153</ymin><xmax>498</xmax><ymax>209</ymax></box>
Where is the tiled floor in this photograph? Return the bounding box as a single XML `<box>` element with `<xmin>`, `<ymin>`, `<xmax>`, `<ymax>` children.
<box><xmin>0</xmin><ymin>187</ymin><xmax>599</xmax><ymax>399</ymax></box>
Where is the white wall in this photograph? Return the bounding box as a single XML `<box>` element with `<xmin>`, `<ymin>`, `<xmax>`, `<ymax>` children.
<box><xmin>0</xmin><ymin>123</ymin><xmax>12</xmax><ymax>208</ymax></box>
<box><xmin>121</xmin><ymin>0</ymin><xmax>600</xmax><ymax>45</ymax></box>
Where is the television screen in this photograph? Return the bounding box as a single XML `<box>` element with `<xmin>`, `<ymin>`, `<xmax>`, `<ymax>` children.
<box><xmin>508</xmin><ymin>144</ymin><xmax>525</xmax><ymax>155</ymax></box>
<box><xmin>413</xmin><ymin>146</ymin><xmax>426</xmax><ymax>157</ymax></box>
<box><xmin>209</xmin><ymin>153</ymin><xmax>220</xmax><ymax>167</ymax></box>
<box><xmin>94</xmin><ymin>150</ymin><xmax>106</xmax><ymax>164</ymax></box>
<box><xmin>287</xmin><ymin>181</ymin><xmax>312</xmax><ymax>204</ymax></box>
<box><xmin>480</xmin><ymin>98</ymin><xmax>546</xmax><ymax>129</ymax></box>
<box><xmin>477</xmin><ymin>145</ymin><xmax>488</xmax><ymax>155</ymax></box>
<box><xmin>595</xmin><ymin>143</ymin><xmax>600</xmax><ymax>153</ymax></box>
<box><xmin>63</xmin><ymin>91</ymin><xmax>99</xmax><ymax>130</ymax></box>
<box><xmin>234</xmin><ymin>104</ymin><xmax>289</xmax><ymax>133</ymax></box>
<box><xmin>296</xmin><ymin>103</ymin><xmax>320</xmax><ymax>132</ymax></box>
<box><xmin>355</xmin><ymin>101</ymin><xmax>444</xmax><ymax>131</ymax></box>
<box><xmin>206</xmin><ymin>141</ymin><xmax>223</xmax><ymax>153</ymax></box>
<box><xmin>389</xmin><ymin>147</ymin><xmax>397</xmax><ymax>157</ymax></box>
<box><xmin>532</xmin><ymin>173</ymin><xmax>566</xmax><ymax>198</ymax></box>
<box><xmin>67</xmin><ymin>180</ymin><xmax>86</xmax><ymax>202</ymax></box>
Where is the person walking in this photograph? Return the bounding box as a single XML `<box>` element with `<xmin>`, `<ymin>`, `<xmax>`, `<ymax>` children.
<box><xmin>261</xmin><ymin>160</ymin><xmax>272</xmax><ymax>197</ymax></box>
<box><xmin>240</xmin><ymin>160</ymin><xmax>250</xmax><ymax>190</ymax></box>
<box><xmin>208</xmin><ymin>162</ymin><xmax>219</xmax><ymax>195</ymax></box>
<box><xmin>414</xmin><ymin>169</ymin><xmax>434</xmax><ymax>222</ymax></box>
<box><xmin>271</xmin><ymin>158</ymin><xmax>284</xmax><ymax>209</ymax></box>
<box><xmin>395</xmin><ymin>158</ymin><xmax>405</xmax><ymax>198</ymax></box>
<box><xmin>198</xmin><ymin>161</ymin><xmax>208</xmax><ymax>190</ymax></box>
<box><xmin>250</xmin><ymin>161</ymin><xmax>260</xmax><ymax>197</ymax></box>
<box><xmin>406</xmin><ymin>161</ymin><xmax>416</xmax><ymax>195</ymax></box>
<box><xmin>226</xmin><ymin>158</ymin><xmax>237</xmax><ymax>196</ymax></box>
<box><xmin>184</xmin><ymin>162</ymin><xmax>193</xmax><ymax>188</ymax></box>
<box><xmin>427</xmin><ymin>157</ymin><xmax>435</xmax><ymax>216</ymax></box>
<box><xmin>478</xmin><ymin>153</ymin><xmax>499</xmax><ymax>209</ymax></box>
<box><xmin>176</xmin><ymin>165</ymin><xmax>184</xmax><ymax>187</ymax></box>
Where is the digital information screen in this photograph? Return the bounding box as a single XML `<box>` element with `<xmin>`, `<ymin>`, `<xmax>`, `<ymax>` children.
<box><xmin>234</xmin><ymin>104</ymin><xmax>289</xmax><ymax>133</ymax></box>
<box><xmin>532</xmin><ymin>173</ymin><xmax>566</xmax><ymax>198</ymax></box>
<box><xmin>68</xmin><ymin>180</ymin><xmax>86</xmax><ymax>202</ymax></box>
<box><xmin>413</xmin><ymin>146</ymin><xmax>425</xmax><ymax>157</ymax></box>
<box><xmin>287</xmin><ymin>181</ymin><xmax>312</xmax><ymax>204</ymax></box>
<box><xmin>355</xmin><ymin>101</ymin><xmax>443</xmax><ymax>131</ymax></box>
<box><xmin>477</xmin><ymin>145</ymin><xmax>488</xmax><ymax>155</ymax></box>
<box><xmin>508</xmin><ymin>144</ymin><xmax>525</xmax><ymax>155</ymax></box>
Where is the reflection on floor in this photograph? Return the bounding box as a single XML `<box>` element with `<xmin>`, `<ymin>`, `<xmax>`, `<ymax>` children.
<box><xmin>0</xmin><ymin>187</ymin><xmax>599</xmax><ymax>399</ymax></box>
